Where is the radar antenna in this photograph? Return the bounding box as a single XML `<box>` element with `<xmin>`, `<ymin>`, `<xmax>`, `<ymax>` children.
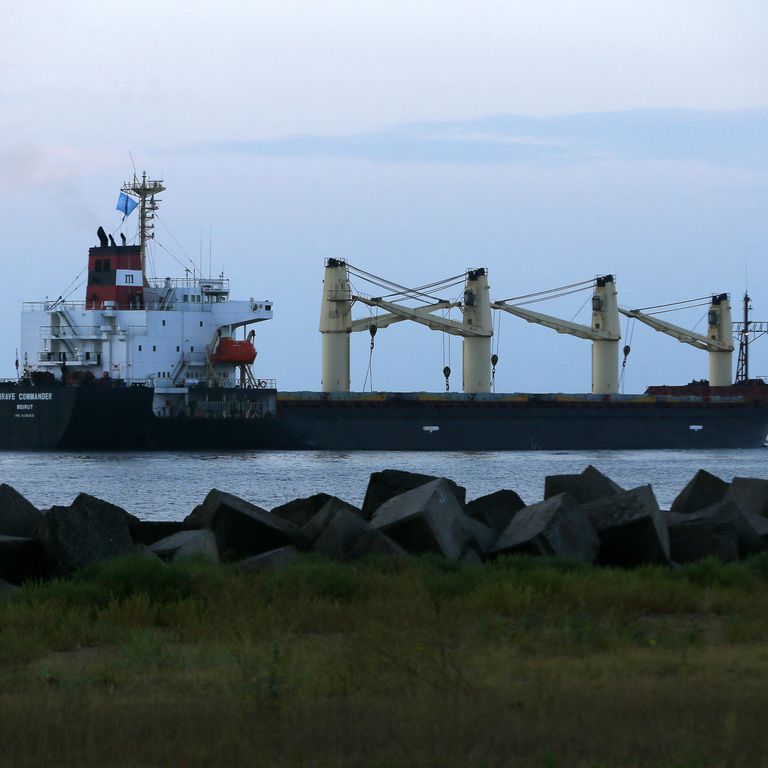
<box><xmin>121</xmin><ymin>171</ymin><xmax>166</xmax><ymax>285</ymax></box>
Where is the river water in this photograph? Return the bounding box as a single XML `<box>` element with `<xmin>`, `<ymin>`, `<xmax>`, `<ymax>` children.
<box><xmin>1</xmin><ymin>449</ymin><xmax>767</xmax><ymax>521</ymax></box>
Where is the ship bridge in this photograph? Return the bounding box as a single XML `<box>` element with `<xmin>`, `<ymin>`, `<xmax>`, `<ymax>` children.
<box><xmin>144</xmin><ymin>276</ymin><xmax>237</xmax><ymax>311</ymax></box>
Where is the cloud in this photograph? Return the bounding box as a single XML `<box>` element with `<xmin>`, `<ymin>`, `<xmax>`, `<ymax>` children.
<box><xmin>186</xmin><ymin>108</ymin><xmax>768</xmax><ymax>170</ymax></box>
<box><xmin>0</xmin><ymin>145</ymin><xmax>122</xmax><ymax>186</ymax></box>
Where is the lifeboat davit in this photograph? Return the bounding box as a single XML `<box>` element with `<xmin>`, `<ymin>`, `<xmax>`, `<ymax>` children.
<box><xmin>211</xmin><ymin>338</ymin><xmax>257</xmax><ymax>365</ymax></box>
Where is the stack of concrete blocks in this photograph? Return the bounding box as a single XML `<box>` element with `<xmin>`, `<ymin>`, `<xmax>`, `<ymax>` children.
<box><xmin>1</xmin><ymin>464</ymin><xmax>768</xmax><ymax>583</ymax></box>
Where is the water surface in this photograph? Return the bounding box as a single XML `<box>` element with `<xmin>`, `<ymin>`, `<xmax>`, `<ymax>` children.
<box><xmin>2</xmin><ymin>449</ymin><xmax>766</xmax><ymax>520</ymax></box>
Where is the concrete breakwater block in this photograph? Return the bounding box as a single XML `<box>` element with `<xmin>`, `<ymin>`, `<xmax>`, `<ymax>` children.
<box><xmin>665</xmin><ymin>511</ymin><xmax>739</xmax><ymax>564</ymax></box>
<box><xmin>461</xmin><ymin>515</ymin><xmax>497</xmax><ymax>556</ymax></box>
<box><xmin>72</xmin><ymin>492</ymin><xmax>141</xmax><ymax>528</ymax></box>
<box><xmin>693</xmin><ymin>501</ymin><xmax>765</xmax><ymax>558</ymax></box>
<box><xmin>150</xmin><ymin>530</ymin><xmax>219</xmax><ymax>563</ymax></box>
<box><xmin>489</xmin><ymin>493</ymin><xmax>600</xmax><ymax>563</ymax></box>
<box><xmin>188</xmin><ymin>489</ymin><xmax>307</xmax><ymax>561</ymax></box>
<box><xmin>670</xmin><ymin>469</ymin><xmax>730</xmax><ymax>515</ymax></box>
<box><xmin>724</xmin><ymin>478</ymin><xmax>768</xmax><ymax>518</ymax></box>
<box><xmin>0</xmin><ymin>484</ymin><xmax>43</xmax><ymax>538</ymax></box>
<box><xmin>347</xmin><ymin>529</ymin><xmax>408</xmax><ymax>560</ymax></box>
<box><xmin>368</xmin><ymin>478</ymin><xmax>471</xmax><ymax>561</ymax></box>
<box><xmin>739</xmin><ymin>508</ymin><xmax>768</xmax><ymax>542</ymax></box>
<box><xmin>362</xmin><ymin>469</ymin><xmax>466</xmax><ymax>520</ymax></box>
<box><xmin>544</xmin><ymin>465</ymin><xmax>624</xmax><ymax>503</ymax></box>
<box><xmin>271</xmin><ymin>493</ymin><xmax>334</xmax><ymax>527</ymax></box>
<box><xmin>309</xmin><ymin>499</ymin><xmax>367</xmax><ymax>560</ymax></box>
<box><xmin>39</xmin><ymin>494</ymin><xmax>134</xmax><ymax>573</ymax></box>
<box><xmin>579</xmin><ymin>485</ymin><xmax>670</xmax><ymax>567</ymax></box>
<box><xmin>302</xmin><ymin>498</ymin><xmax>363</xmax><ymax>543</ymax></box>
<box><xmin>465</xmin><ymin>490</ymin><xmax>526</xmax><ymax>535</ymax></box>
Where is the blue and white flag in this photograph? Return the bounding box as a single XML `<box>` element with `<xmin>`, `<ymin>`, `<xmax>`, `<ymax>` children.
<box><xmin>116</xmin><ymin>191</ymin><xmax>138</xmax><ymax>218</ymax></box>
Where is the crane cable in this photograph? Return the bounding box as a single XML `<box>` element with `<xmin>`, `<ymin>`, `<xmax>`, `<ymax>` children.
<box><xmin>496</xmin><ymin>277</ymin><xmax>596</xmax><ymax>304</ymax></box>
<box><xmin>441</xmin><ymin>307</ymin><xmax>452</xmax><ymax>391</ymax></box>
<box><xmin>491</xmin><ymin>308</ymin><xmax>502</xmax><ymax>393</ymax></box>
<box><xmin>347</xmin><ymin>263</ymin><xmax>465</xmax><ymax>304</ymax></box>
<box><xmin>362</xmin><ymin>323</ymin><xmax>377</xmax><ymax>392</ymax></box>
<box><xmin>570</xmin><ymin>291</ymin><xmax>594</xmax><ymax>323</ymax></box>
<box><xmin>630</xmin><ymin>296</ymin><xmax>711</xmax><ymax>314</ymax></box>
<box><xmin>620</xmin><ymin>317</ymin><xmax>636</xmax><ymax>393</ymax></box>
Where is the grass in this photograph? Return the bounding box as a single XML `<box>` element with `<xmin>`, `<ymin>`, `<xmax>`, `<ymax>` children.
<box><xmin>2</xmin><ymin>553</ymin><xmax>768</xmax><ymax>766</ymax></box>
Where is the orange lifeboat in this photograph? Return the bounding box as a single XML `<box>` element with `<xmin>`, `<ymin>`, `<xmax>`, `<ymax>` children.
<box><xmin>211</xmin><ymin>338</ymin><xmax>257</xmax><ymax>365</ymax></box>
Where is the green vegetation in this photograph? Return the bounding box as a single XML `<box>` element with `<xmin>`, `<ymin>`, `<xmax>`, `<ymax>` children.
<box><xmin>2</xmin><ymin>553</ymin><xmax>768</xmax><ymax>767</ymax></box>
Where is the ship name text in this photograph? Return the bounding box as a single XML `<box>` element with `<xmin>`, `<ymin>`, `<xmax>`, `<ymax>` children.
<box><xmin>0</xmin><ymin>392</ymin><xmax>54</xmax><ymax>402</ymax></box>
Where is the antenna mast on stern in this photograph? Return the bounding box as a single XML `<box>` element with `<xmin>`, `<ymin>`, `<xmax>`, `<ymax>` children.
<box><xmin>121</xmin><ymin>172</ymin><xmax>166</xmax><ymax>285</ymax></box>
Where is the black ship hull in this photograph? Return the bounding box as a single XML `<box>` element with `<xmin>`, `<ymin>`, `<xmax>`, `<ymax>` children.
<box><xmin>0</xmin><ymin>383</ymin><xmax>155</xmax><ymax>450</ymax></box>
<box><xmin>1</xmin><ymin>384</ymin><xmax>766</xmax><ymax>451</ymax></box>
<box><xmin>268</xmin><ymin>394</ymin><xmax>768</xmax><ymax>451</ymax></box>
<box><xmin>102</xmin><ymin>388</ymin><xmax>768</xmax><ymax>451</ymax></box>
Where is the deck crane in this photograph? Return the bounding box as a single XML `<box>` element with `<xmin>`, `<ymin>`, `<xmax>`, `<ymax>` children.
<box><xmin>319</xmin><ymin>260</ymin><xmax>493</xmax><ymax>393</ymax></box>
<box><xmin>491</xmin><ymin>275</ymin><xmax>621</xmax><ymax>394</ymax></box>
<box><xmin>618</xmin><ymin>294</ymin><xmax>733</xmax><ymax>386</ymax></box>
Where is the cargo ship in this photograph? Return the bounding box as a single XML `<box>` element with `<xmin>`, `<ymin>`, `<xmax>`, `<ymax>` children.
<box><xmin>6</xmin><ymin>174</ymin><xmax>768</xmax><ymax>451</ymax></box>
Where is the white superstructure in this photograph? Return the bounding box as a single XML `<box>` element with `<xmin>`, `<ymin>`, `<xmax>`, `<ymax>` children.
<box><xmin>21</xmin><ymin>280</ymin><xmax>271</xmax><ymax>384</ymax></box>
<box><xmin>19</xmin><ymin>173</ymin><xmax>274</xmax><ymax>415</ymax></box>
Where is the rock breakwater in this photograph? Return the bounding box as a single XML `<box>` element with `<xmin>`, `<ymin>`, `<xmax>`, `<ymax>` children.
<box><xmin>1</xmin><ymin>466</ymin><xmax>768</xmax><ymax>585</ymax></box>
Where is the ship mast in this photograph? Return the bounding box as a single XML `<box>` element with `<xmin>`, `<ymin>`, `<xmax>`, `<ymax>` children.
<box><xmin>735</xmin><ymin>292</ymin><xmax>751</xmax><ymax>383</ymax></box>
<box><xmin>121</xmin><ymin>172</ymin><xmax>166</xmax><ymax>286</ymax></box>
<box><xmin>732</xmin><ymin>293</ymin><xmax>768</xmax><ymax>384</ymax></box>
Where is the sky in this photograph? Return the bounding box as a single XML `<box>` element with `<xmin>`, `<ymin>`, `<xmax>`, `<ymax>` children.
<box><xmin>1</xmin><ymin>0</ymin><xmax>767</xmax><ymax>394</ymax></box>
